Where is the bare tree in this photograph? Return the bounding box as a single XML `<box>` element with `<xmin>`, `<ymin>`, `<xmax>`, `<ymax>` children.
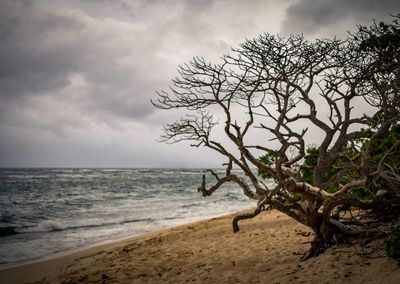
<box><xmin>153</xmin><ymin>18</ymin><xmax>400</xmax><ymax>258</ymax></box>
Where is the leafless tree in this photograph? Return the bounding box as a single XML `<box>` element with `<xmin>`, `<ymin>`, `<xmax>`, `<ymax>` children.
<box><xmin>153</xmin><ymin>18</ymin><xmax>400</xmax><ymax>258</ymax></box>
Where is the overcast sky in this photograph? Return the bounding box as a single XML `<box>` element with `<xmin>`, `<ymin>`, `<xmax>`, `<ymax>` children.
<box><xmin>0</xmin><ymin>0</ymin><xmax>399</xmax><ymax>168</ymax></box>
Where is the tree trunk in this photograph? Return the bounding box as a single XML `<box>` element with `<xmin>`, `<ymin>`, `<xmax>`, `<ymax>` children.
<box><xmin>302</xmin><ymin>214</ymin><xmax>339</xmax><ymax>260</ymax></box>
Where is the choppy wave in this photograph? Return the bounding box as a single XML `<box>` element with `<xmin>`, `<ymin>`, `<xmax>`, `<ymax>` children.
<box><xmin>9</xmin><ymin>218</ymin><xmax>155</xmax><ymax>235</ymax></box>
<box><xmin>0</xmin><ymin>168</ymin><xmax>257</xmax><ymax>267</ymax></box>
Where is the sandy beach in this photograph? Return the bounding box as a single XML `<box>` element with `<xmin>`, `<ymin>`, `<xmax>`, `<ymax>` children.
<box><xmin>1</xmin><ymin>209</ymin><xmax>399</xmax><ymax>284</ymax></box>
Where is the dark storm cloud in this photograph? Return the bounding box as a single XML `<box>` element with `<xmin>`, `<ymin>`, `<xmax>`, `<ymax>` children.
<box><xmin>0</xmin><ymin>1</ymin><xmax>76</xmax><ymax>97</ymax></box>
<box><xmin>0</xmin><ymin>0</ymin><xmax>285</xmax><ymax>129</ymax></box>
<box><xmin>1</xmin><ymin>0</ymin><xmax>287</xmax><ymax>167</ymax></box>
<box><xmin>0</xmin><ymin>0</ymin><xmax>168</xmax><ymax>123</ymax></box>
<box><xmin>2</xmin><ymin>0</ymin><xmax>347</xmax><ymax>167</ymax></box>
<box><xmin>3</xmin><ymin>0</ymin><xmax>395</xmax><ymax>167</ymax></box>
<box><xmin>282</xmin><ymin>0</ymin><xmax>400</xmax><ymax>36</ymax></box>
<box><xmin>0</xmin><ymin>0</ymin><xmax>230</xmax><ymax>127</ymax></box>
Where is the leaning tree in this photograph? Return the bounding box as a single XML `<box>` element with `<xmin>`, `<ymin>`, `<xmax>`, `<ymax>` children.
<box><xmin>153</xmin><ymin>17</ymin><xmax>400</xmax><ymax>258</ymax></box>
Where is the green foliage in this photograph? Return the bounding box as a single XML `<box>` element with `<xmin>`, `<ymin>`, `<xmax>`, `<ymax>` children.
<box><xmin>386</xmin><ymin>225</ymin><xmax>400</xmax><ymax>259</ymax></box>
<box><xmin>259</xmin><ymin>152</ymin><xmax>276</xmax><ymax>166</ymax></box>
<box><xmin>368</xmin><ymin>124</ymin><xmax>400</xmax><ymax>192</ymax></box>
<box><xmin>254</xmin><ymin>16</ymin><xmax>400</xmax><ymax>208</ymax></box>
<box><xmin>258</xmin><ymin>152</ymin><xmax>302</xmax><ymax>201</ymax></box>
<box><xmin>357</xmin><ymin>16</ymin><xmax>400</xmax><ymax>74</ymax></box>
<box><xmin>301</xmin><ymin>147</ymin><xmax>319</xmax><ymax>184</ymax></box>
<box><xmin>258</xmin><ymin>153</ymin><xmax>276</xmax><ymax>179</ymax></box>
<box><xmin>359</xmin><ymin>21</ymin><xmax>400</xmax><ymax>52</ymax></box>
<box><xmin>299</xmin><ymin>146</ymin><xmax>359</xmax><ymax>193</ymax></box>
<box><xmin>369</xmin><ymin>124</ymin><xmax>400</xmax><ymax>164</ymax></box>
<box><xmin>259</xmin><ymin>125</ymin><xmax>399</xmax><ymax>198</ymax></box>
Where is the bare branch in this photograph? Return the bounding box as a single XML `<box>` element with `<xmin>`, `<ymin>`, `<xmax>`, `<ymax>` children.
<box><xmin>155</xmin><ymin>17</ymin><xmax>400</xmax><ymax>258</ymax></box>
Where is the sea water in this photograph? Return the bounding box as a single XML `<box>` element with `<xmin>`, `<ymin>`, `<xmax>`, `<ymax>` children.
<box><xmin>0</xmin><ymin>168</ymin><xmax>255</xmax><ymax>268</ymax></box>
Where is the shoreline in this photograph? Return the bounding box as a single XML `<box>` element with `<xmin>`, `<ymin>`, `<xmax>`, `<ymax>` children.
<box><xmin>0</xmin><ymin>210</ymin><xmax>254</xmax><ymax>282</ymax></box>
<box><xmin>1</xmin><ymin>209</ymin><xmax>399</xmax><ymax>283</ymax></box>
<box><xmin>0</xmin><ymin>208</ymin><xmax>254</xmax><ymax>271</ymax></box>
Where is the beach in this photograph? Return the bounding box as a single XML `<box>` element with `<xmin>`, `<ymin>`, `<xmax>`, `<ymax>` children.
<box><xmin>1</xmin><ymin>209</ymin><xmax>399</xmax><ymax>284</ymax></box>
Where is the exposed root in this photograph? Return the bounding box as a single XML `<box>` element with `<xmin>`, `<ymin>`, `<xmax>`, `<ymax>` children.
<box><xmin>301</xmin><ymin>235</ymin><xmax>333</xmax><ymax>260</ymax></box>
<box><xmin>232</xmin><ymin>207</ymin><xmax>262</xmax><ymax>233</ymax></box>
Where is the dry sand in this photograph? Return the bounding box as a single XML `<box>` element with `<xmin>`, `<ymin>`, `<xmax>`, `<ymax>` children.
<box><xmin>1</xmin><ymin>210</ymin><xmax>399</xmax><ymax>283</ymax></box>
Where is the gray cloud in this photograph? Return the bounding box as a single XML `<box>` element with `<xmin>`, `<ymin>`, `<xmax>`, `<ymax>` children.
<box><xmin>1</xmin><ymin>0</ymin><xmax>290</xmax><ymax>167</ymax></box>
<box><xmin>0</xmin><ymin>0</ymin><xmax>170</xmax><ymax>122</ymax></box>
<box><xmin>281</xmin><ymin>0</ymin><xmax>400</xmax><ymax>37</ymax></box>
<box><xmin>1</xmin><ymin>0</ymin><xmax>394</xmax><ymax>167</ymax></box>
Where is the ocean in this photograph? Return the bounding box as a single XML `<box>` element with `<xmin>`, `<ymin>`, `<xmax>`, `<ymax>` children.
<box><xmin>0</xmin><ymin>168</ymin><xmax>255</xmax><ymax>268</ymax></box>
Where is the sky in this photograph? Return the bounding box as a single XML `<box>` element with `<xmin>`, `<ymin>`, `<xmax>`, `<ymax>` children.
<box><xmin>0</xmin><ymin>0</ymin><xmax>399</xmax><ymax>168</ymax></box>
